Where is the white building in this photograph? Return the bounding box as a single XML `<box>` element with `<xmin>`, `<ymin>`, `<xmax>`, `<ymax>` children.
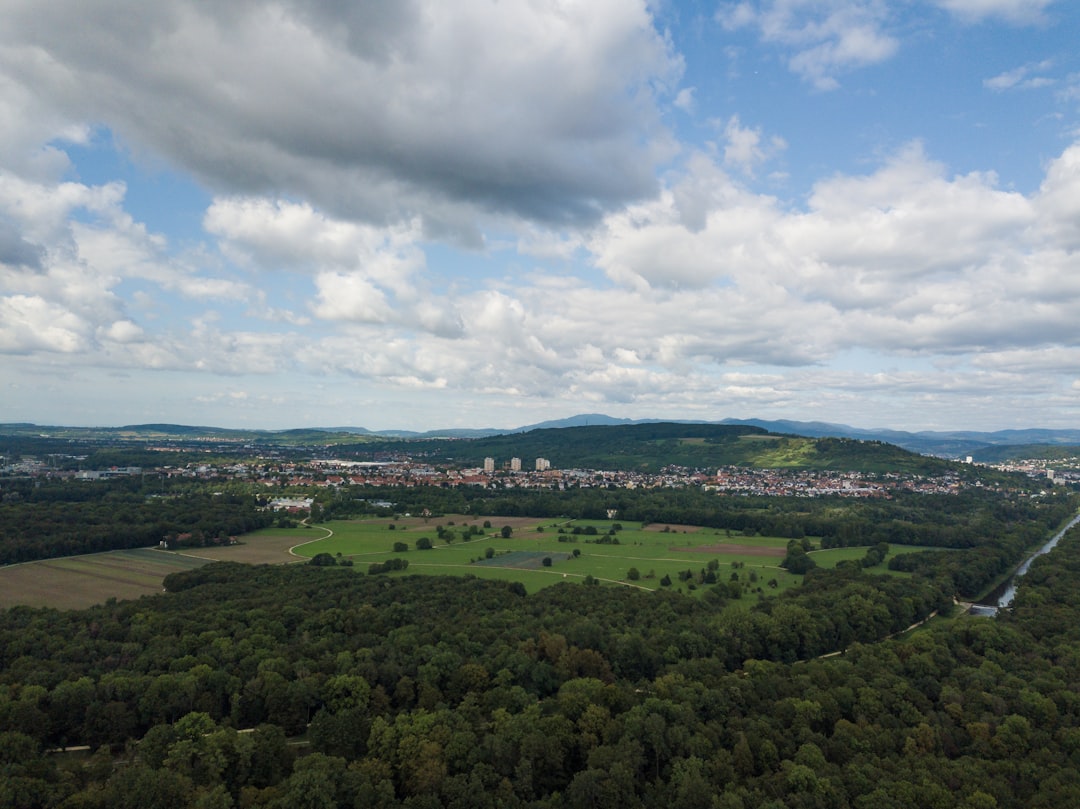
<box><xmin>510</xmin><ymin>457</ymin><xmax>522</xmax><ymax>472</ymax></box>
<box><xmin>535</xmin><ymin>457</ymin><xmax>551</xmax><ymax>471</ymax></box>
<box><xmin>483</xmin><ymin>457</ymin><xmax>495</xmax><ymax>473</ymax></box>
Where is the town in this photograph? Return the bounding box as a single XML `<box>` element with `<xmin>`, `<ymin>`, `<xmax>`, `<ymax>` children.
<box><xmin>5</xmin><ymin>449</ymin><xmax>1072</xmax><ymax>500</ymax></box>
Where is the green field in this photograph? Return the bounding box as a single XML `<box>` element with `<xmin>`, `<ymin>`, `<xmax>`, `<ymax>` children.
<box><xmin>284</xmin><ymin>516</ymin><xmax>875</xmax><ymax>599</ymax></box>
<box><xmin>0</xmin><ymin>516</ymin><xmax>939</xmax><ymax>608</ymax></box>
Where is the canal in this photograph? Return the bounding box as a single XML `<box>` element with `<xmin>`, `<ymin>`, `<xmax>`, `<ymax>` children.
<box><xmin>971</xmin><ymin>511</ymin><xmax>1080</xmax><ymax>616</ymax></box>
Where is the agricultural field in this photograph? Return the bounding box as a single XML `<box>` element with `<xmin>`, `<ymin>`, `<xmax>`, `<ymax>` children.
<box><xmin>0</xmin><ymin>515</ymin><xmax>934</xmax><ymax>608</ymax></box>
<box><xmin>0</xmin><ymin>548</ymin><xmax>208</xmax><ymax>610</ymax></box>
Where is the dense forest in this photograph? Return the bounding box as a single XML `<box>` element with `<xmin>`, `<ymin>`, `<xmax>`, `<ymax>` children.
<box><xmin>1</xmin><ymin>524</ymin><xmax>1080</xmax><ymax>807</ymax></box>
<box><xmin>0</xmin><ymin>478</ymin><xmax>272</xmax><ymax>564</ymax></box>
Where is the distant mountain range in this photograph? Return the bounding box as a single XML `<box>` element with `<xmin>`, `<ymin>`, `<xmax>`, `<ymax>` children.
<box><xmin>3</xmin><ymin>414</ymin><xmax>1079</xmax><ymax>460</ymax></box>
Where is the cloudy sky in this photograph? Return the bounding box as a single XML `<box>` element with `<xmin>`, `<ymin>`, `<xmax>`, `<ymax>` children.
<box><xmin>2</xmin><ymin>0</ymin><xmax>1079</xmax><ymax>432</ymax></box>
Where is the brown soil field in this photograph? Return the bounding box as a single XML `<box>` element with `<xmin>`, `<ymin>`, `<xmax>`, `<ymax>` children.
<box><xmin>675</xmin><ymin>543</ymin><xmax>786</xmax><ymax>557</ymax></box>
<box><xmin>0</xmin><ymin>549</ymin><xmax>208</xmax><ymax>610</ymax></box>
<box><xmin>175</xmin><ymin>534</ymin><xmax>308</xmax><ymax>565</ymax></box>
<box><xmin>643</xmin><ymin>523</ymin><xmax>704</xmax><ymax>533</ymax></box>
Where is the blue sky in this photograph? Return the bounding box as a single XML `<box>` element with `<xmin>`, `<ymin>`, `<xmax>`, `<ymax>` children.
<box><xmin>2</xmin><ymin>0</ymin><xmax>1079</xmax><ymax>432</ymax></box>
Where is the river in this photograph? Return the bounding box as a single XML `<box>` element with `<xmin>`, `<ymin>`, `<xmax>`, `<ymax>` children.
<box><xmin>970</xmin><ymin>512</ymin><xmax>1080</xmax><ymax>616</ymax></box>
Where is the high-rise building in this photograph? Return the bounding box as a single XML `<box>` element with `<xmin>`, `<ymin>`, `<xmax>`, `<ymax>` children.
<box><xmin>535</xmin><ymin>457</ymin><xmax>551</xmax><ymax>471</ymax></box>
<box><xmin>483</xmin><ymin>457</ymin><xmax>495</xmax><ymax>473</ymax></box>
<box><xmin>510</xmin><ymin>457</ymin><xmax>522</xmax><ymax>472</ymax></box>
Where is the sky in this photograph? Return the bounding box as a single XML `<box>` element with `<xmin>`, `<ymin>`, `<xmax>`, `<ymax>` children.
<box><xmin>2</xmin><ymin>0</ymin><xmax>1079</xmax><ymax>433</ymax></box>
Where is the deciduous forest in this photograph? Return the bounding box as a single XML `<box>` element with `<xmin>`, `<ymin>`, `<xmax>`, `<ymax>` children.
<box><xmin>1</xmin><ymin>516</ymin><xmax>1079</xmax><ymax>806</ymax></box>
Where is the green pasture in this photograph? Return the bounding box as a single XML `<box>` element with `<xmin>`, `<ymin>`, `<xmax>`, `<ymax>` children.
<box><xmin>246</xmin><ymin>517</ymin><xmax>939</xmax><ymax>598</ymax></box>
<box><xmin>285</xmin><ymin>517</ymin><xmax>817</xmax><ymax>597</ymax></box>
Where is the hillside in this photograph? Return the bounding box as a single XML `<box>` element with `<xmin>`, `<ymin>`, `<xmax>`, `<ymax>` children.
<box><xmin>343</xmin><ymin>423</ymin><xmax>959</xmax><ymax>474</ymax></box>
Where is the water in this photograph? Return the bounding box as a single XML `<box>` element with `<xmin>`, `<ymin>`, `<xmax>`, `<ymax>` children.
<box><xmin>971</xmin><ymin>512</ymin><xmax>1080</xmax><ymax>616</ymax></box>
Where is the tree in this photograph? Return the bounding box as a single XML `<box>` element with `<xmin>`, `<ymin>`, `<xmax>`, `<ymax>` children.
<box><xmin>500</xmin><ymin>525</ymin><xmax>513</xmax><ymax>538</ymax></box>
<box><xmin>416</xmin><ymin>537</ymin><xmax>433</xmax><ymax>550</ymax></box>
<box><xmin>392</xmin><ymin>541</ymin><xmax>408</xmax><ymax>553</ymax></box>
<box><xmin>485</xmin><ymin>547</ymin><xmax>495</xmax><ymax>559</ymax></box>
<box><xmin>542</xmin><ymin>557</ymin><xmax>553</xmax><ymax>567</ymax></box>
<box><xmin>627</xmin><ymin>567</ymin><xmax>641</xmax><ymax>581</ymax></box>
<box><xmin>309</xmin><ymin>553</ymin><xmax>336</xmax><ymax>567</ymax></box>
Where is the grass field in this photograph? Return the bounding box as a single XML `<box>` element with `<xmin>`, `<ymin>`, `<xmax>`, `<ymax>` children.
<box><xmin>0</xmin><ymin>548</ymin><xmax>209</xmax><ymax>610</ymax></box>
<box><xmin>285</xmin><ymin>516</ymin><xmax>812</xmax><ymax>597</ymax></box>
<box><xmin>0</xmin><ymin>515</ymin><xmax>939</xmax><ymax>608</ymax></box>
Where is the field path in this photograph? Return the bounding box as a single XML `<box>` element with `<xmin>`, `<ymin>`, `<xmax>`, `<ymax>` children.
<box><xmin>288</xmin><ymin>522</ymin><xmax>334</xmax><ymax>559</ymax></box>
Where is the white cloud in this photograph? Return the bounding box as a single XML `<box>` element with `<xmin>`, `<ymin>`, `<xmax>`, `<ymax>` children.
<box><xmin>933</xmin><ymin>0</ymin><xmax>1054</xmax><ymax>24</ymax></box>
<box><xmin>718</xmin><ymin>0</ymin><xmax>899</xmax><ymax>89</ymax></box>
<box><xmin>1035</xmin><ymin>142</ymin><xmax>1080</xmax><ymax>249</ymax></box>
<box><xmin>984</xmin><ymin>59</ymin><xmax>1055</xmax><ymax>90</ymax></box>
<box><xmin>0</xmin><ymin>294</ymin><xmax>89</xmax><ymax>353</ymax></box>
<box><xmin>205</xmin><ymin>197</ymin><xmax>424</xmax><ymax>292</ymax></box>
<box><xmin>722</xmin><ymin>115</ymin><xmax>786</xmax><ymax>176</ymax></box>
<box><xmin>311</xmin><ymin>272</ymin><xmax>391</xmax><ymax>324</ymax></box>
<box><xmin>674</xmin><ymin>87</ymin><xmax>696</xmax><ymax>112</ymax></box>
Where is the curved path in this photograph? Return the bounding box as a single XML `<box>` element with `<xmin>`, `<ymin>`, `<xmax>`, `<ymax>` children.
<box><xmin>288</xmin><ymin>522</ymin><xmax>334</xmax><ymax>560</ymax></box>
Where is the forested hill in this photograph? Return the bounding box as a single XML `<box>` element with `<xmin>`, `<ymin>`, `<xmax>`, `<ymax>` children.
<box><xmin>353</xmin><ymin>422</ymin><xmax>958</xmax><ymax>474</ymax></box>
<box><xmin>0</xmin><ymin>421</ymin><xmax>1011</xmax><ymax>474</ymax></box>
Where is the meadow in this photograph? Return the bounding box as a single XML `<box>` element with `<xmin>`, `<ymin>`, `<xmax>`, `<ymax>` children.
<box><xmin>0</xmin><ymin>514</ymin><xmax>931</xmax><ymax>607</ymax></box>
<box><xmin>283</xmin><ymin>515</ymin><xmax>905</xmax><ymax>598</ymax></box>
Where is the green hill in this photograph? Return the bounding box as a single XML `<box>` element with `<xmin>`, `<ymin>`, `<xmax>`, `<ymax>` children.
<box><xmin>348</xmin><ymin>422</ymin><xmax>957</xmax><ymax>474</ymax></box>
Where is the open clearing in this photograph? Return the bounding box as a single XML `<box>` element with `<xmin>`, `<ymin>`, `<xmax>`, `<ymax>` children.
<box><xmin>178</xmin><ymin>532</ymin><xmax>312</xmax><ymax>564</ymax></box>
<box><xmin>0</xmin><ymin>548</ymin><xmax>208</xmax><ymax>610</ymax></box>
<box><xmin>0</xmin><ymin>515</ymin><xmax>937</xmax><ymax>607</ymax></box>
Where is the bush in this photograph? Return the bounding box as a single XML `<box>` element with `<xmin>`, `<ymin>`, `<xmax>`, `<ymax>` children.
<box><xmin>627</xmin><ymin>567</ymin><xmax>641</xmax><ymax>581</ymax></box>
<box><xmin>542</xmin><ymin>557</ymin><xmax>552</xmax><ymax>567</ymax></box>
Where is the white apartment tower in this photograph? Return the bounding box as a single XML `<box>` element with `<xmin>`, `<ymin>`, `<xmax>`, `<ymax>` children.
<box><xmin>483</xmin><ymin>457</ymin><xmax>495</xmax><ymax>473</ymax></box>
<box><xmin>510</xmin><ymin>457</ymin><xmax>522</xmax><ymax>472</ymax></box>
<box><xmin>535</xmin><ymin>457</ymin><xmax>551</xmax><ymax>471</ymax></box>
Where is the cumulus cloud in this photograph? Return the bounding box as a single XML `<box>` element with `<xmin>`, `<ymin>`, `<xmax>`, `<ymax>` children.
<box><xmin>0</xmin><ymin>170</ymin><xmax>257</xmax><ymax>365</ymax></box>
<box><xmin>0</xmin><ymin>216</ymin><xmax>43</xmax><ymax>269</ymax></box>
<box><xmin>721</xmin><ymin>115</ymin><xmax>787</xmax><ymax>176</ymax></box>
<box><xmin>0</xmin><ymin>0</ymin><xmax>681</xmax><ymax>233</ymax></box>
<box><xmin>205</xmin><ymin>197</ymin><xmax>425</xmax><ymax>292</ymax></box>
<box><xmin>933</xmin><ymin>0</ymin><xmax>1054</xmax><ymax>24</ymax></box>
<box><xmin>584</xmin><ymin>139</ymin><xmax>1080</xmax><ymax>377</ymax></box>
<box><xmin>984</xmin><ymin>59</ymin><xmax>1055</xmax><ymax>90</ymax></box>
<box><xmin>0</xmin><ymin>294</ymin><xmax>89</xmax><ymax>353</ymax></box>
<box><xmin>718</xmin><ymin>0</ymin><xmax>899</xmax><ymax>89</ymax></box>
